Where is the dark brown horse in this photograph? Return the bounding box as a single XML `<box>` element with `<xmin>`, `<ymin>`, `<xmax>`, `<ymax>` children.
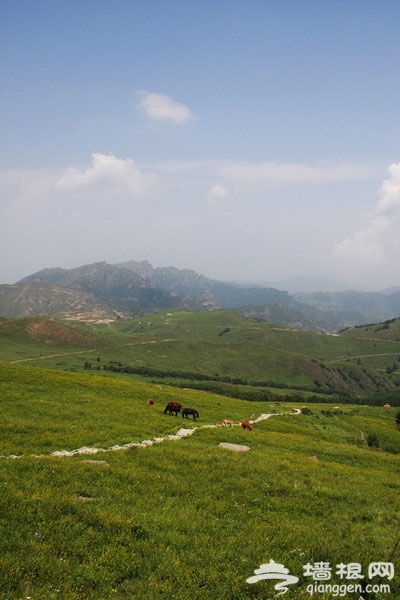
<box><xmin>182</xmin><ymin>408</ymin><xmax>199</xmax><ymax>421</ymax></box>
<box><xmin>163</xmin><ymin>402</ymin><xmax>182</xmax><ymax>416</ymax></box>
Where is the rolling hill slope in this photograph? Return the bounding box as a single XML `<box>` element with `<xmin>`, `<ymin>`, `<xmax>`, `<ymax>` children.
<box><xmin>2</xmin><ymin>311</ymin><xmax>400</xmax><ymax>401</ymax></box>
<box><xmin>0</xmin><ymin>360</ymin><xmax>399</xmax><ymax>598</ymax></box>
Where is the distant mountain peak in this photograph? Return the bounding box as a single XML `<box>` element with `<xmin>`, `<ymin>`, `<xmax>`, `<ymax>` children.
<box><xmin>1</xmin><ymin>259</ymin><xmax>399</xmax><ymax>331</ymax></box>
<box><xmin>115</xmin><ymin>260</ymin><xmax>154</xmax><ymax>279</ymax></box>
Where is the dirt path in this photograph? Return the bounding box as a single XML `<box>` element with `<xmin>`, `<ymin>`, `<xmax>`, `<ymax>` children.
<box><xmin>12</xmin><ymin>343</ymin><xmax>399</xmax><ymax>366</ymax></box>
<box><xmin>1</xmin><ymin>410</ymin><xmax>301</xmax><ymax>460</ymax></box>
<box><xmin>349</xmin><ymin>423</ymin><xmax>366</xmax><ymax>443</ymax></box>
<box><xmin>9</xmin><ymin>339</ymin><xmax>177</xmax><ymax>364</ymax></box>
<box><xmin>328</xmin><ymin>351</ymin><xmax>400</xmax><ymax>363</ymax></box>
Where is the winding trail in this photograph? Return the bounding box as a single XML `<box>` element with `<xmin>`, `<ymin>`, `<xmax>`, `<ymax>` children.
<box><xmin>9</xmin><ymin>339</ymin><xmax>177</xmax><ymax>364</ymax></box>
<box><xmin>1</xmin><ymin>410</ymin><xmax>301</xmax><ymax>460</ymax></box>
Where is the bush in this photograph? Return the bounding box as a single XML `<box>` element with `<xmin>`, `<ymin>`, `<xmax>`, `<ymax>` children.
<box><xmin>367</xmin><ymin>432</ymin><xmax>379</xmax><ymax>448</ymax></box>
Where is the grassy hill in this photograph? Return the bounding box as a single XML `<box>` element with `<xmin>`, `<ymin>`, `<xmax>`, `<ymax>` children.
<box><xmin>340</xmin><ymin>317</ymin><xmax>400</xmax><ymax>341</ymax></box>
<box><xmin>0</xmin><ymin>361</ymin><xmax>399</xmax><ymax>599</ymax></box>
<box><xmin>0</xmin><ymin>317</ymin><xmax>108</xmax><ymax>365</ymax></box>
<box><xmin>1</xmin><ymin>311</ymin><xmax>400</xmax><ymax>401</ymax></box>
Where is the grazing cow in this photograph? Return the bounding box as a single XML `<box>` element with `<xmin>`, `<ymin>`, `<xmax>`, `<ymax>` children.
<box><xmin>182</xmin><ymin>408</ymin><xmax>199</xmax><ymax>421</ymax></box>
<box><xmin>219</xmin><ymin>418</ymin><xmax>234</xmax><ymax>427</ymax></box>
<box><xmin>163</xmin><ymin>402</ymin><xmax>182</xmax><ymax>416</ymax></box>
<box><xmin>147</xmin><ymin>398</ymin><xmax>154</xmax><ymax>405</ymax></box>
<box><xmin>241</xmin><ymin>419</ymin><xmax>253</xmax><ymax>431</ymax></box>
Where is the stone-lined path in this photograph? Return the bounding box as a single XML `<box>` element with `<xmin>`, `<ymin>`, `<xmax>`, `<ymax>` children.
<box><xmin>1</xmin><ymin>410</ymin><xmax>301</xmax><ymax>460</ymax></box>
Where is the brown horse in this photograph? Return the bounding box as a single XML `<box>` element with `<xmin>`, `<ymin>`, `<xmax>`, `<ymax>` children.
<box><xmin>241</xmin><ymin>419</ymin><xmax>253</xmax><ymax>431</ymax></box>
<box><xmin>163</xmin><ymin>402</ymin><xmax>182</xmax><ymax>416</ymax></box>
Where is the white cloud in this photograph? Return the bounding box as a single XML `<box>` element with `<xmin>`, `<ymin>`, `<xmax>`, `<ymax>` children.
<box><xmin>209</xmin><ymin>184</ymin><xmax>231</xmax><ymax>198</ymax></box>
<box><xmin>206</xmin><ymin>184</ymin><xmax>233</xmax><ymax>206</ymax></box>
<box><xmin>372</xmin><ymin>162</ymin><xmax>400</xmax><ymax>215</ymax></box>
<box><xmin>218</xmin><ymin>161</ymin><xmax>377</xmax><ymax>185</ymax></box>
<box><xmin>333</xmin><ymin>217</ymin><xmax>391</xmax><ymax>266</ymax></box>
<box><xmin>332</xmin><ymin>162</ymin><xmax>400</xmax><ymax>285</ymax></box>
<box><xmin>55</xmin><ymin>153</ymin><xmax>155</xmax><ymax>196</ymax></box>
<box><xmin>144</xmin><ymin>159</ymin><xmax>377</xmax><ymax>186</ymax></box>
<box><xmin>137</xmin><ymin>91</ymin><xmax>196</xmax><ymax>124</ymax></box>
<box><xmin>0</xmin><ymin>154</ymin><xmax>393</xmax><ymax>288</ymax></box>
<box><xmin>0</xmin><ymin>168</ymin><xmax>62</xmax><ymax>218</ymax></box>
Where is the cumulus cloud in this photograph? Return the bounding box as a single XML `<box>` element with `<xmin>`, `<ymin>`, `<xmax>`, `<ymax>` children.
<box><xmin>55</xmin><ymin>153</ymin><xmax>155</xmax><ymax>196</ymax></box>
<box><xmin>137</xmin><ymin>91</ymin><xmax>196</xmax><ymax>123</ymax></box>
<box><xmin>332</xmin><ymin>162</ymin><xmax>400</xmax><ymax>284</ymax></box>
<box><xmin>372</xmin><ymin>162</ymin><xmax>400</xmax><ymax>215</ymax></box>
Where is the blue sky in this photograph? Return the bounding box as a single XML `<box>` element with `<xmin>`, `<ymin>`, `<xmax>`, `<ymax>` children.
<box><xmin>1</xmin><ymin>0</ymin><xmax>399</xmax><ymax>289</ymax></box>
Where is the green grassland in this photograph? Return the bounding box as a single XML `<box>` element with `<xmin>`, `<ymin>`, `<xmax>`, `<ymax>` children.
<box><xmin>0</xmin><ymin>317</ymin><xmax>107</xmax><ymax>364</ymax></box>
<box><xmin>1</xmin><ymin>361</ymin><xmax>400</xmax><ymax>599</ymax></box>
<box><xmin>1</xmin><ymin>311</ymin><xmax>400</xmax><ymax>401</ymax></box>
<box><xmin>1</xmin><ymin>311</ymin><xmax>400</xmax><ymax>598</ymax></box>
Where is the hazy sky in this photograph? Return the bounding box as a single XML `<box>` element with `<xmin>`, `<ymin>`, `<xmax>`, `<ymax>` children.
<box><xmin>1</xmin><ymin>1</ymin><xmax>399</xmax><ymax>289</ymax></box>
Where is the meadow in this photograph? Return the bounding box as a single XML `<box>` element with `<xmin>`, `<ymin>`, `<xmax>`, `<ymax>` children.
<box><xmin>2</xmin><ymin>311</ymin><xmax>400</xmax><ymax>401</ymax></box>
<box><xmin>1</xmin><ymin>361</ymin><xmax>399</xmax><ymax>599</ymax></box>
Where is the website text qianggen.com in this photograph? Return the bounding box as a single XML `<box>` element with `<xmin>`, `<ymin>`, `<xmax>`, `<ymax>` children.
<box><xmin>306</xmin><ymin>582</ymin><xmax>391</xmax><ymax>597</ymax></box>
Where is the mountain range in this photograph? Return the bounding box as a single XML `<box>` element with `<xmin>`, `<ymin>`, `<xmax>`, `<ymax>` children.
<box><xmin>0</xmin><ymin>260</ymin><xmax>399</xmax><ymax>332</ymax></box>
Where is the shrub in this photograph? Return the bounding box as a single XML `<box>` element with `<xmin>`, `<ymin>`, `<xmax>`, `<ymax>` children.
<box><xmin>367</xmin><ymin>432</ymin><xmax>379</xmax><ymax>448</ymax></box>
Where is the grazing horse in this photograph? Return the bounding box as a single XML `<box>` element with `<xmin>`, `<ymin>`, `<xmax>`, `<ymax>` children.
<box><xmin>241</xmin><ymin>419</ymin><xmax>253</xmax><ymax>431</ymax></box>
<box><xmin>163</xmin><ymin>401</ymin><xmax>182</xmax><ymax>416</ymax></box>
<box><xmin>182</xmin><ymin>408</ymin><xmax>199</xmax><ymax>421</ymax></box>
<box><xmin>219</xmin><ymin>419</ymin><xmax>234</xmax><ymax>427</ymax></box>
